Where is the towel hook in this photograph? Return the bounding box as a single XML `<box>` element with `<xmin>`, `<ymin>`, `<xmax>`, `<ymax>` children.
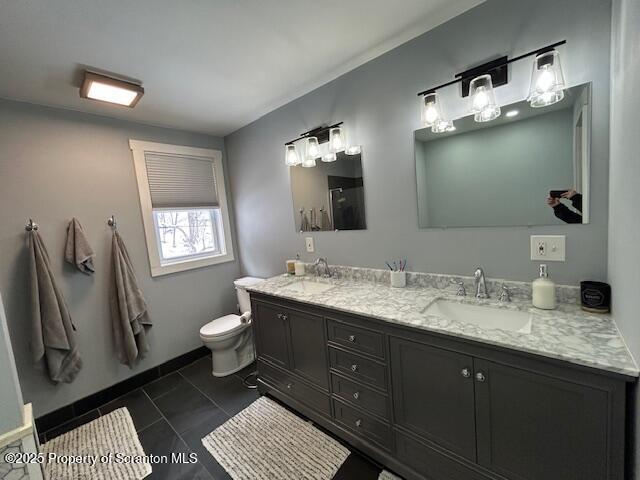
<box><xmin>25</xmin><ymin>218</ymin><xmax>38</xmax><ymax>231</ymax></box>
<box><xmin>107</xmin><ymin>215</ymin><xmax>117</xmax><ymax>229</ymax></box>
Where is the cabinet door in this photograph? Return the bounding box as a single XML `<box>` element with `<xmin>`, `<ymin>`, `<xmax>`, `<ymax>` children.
<box><xmin>474</xmin><ymin>359</ymin><xmax>610</xmax><ymax>480</ymax></box>
<box><xmin>253</xmin><ymin>301</ymin><xmax>291</xmax><ymax>369</ymax></box>
<box><xmin>288</xmin><ymin>309</ymin><xmax>329</xmax><ymax>389</ymax></box>
<box><xmin>389</xmin><ymin>337</ymin><xmax>477</xmax><ymax>461</ymax></box>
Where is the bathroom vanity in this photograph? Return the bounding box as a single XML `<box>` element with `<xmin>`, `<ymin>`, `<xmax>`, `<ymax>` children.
<box><xmin>248</xmin><ymin>272</ymin><xmax>637</xmax><ymax>480</ymax></box>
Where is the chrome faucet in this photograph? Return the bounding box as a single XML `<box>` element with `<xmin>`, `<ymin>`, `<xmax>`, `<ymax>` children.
<box><xmin>474</xmin><ymin>267</ymin><xmax>489</xmax><ymax>299</ymax></box>
<box><xmin>314</xmin><ymin>257</ymin><xmax>331</xmax><ymax>278</ymax></box>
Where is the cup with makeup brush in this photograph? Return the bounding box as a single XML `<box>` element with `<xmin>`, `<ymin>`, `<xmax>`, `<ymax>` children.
<box><xmin>387</xmin><ymin>260</ymin><xmax>407</xmax><ymax>288</ymax></box>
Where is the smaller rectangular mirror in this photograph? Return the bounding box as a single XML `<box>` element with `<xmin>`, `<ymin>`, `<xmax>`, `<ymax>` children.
<box><xmin>290</xmin><ymin>152</ymin><xmax>366</xmax><ymax>232</ymax></box>
<box><xmin>415</xmin><ymin>83</ymin><xmax>591</xmax><ymax>228</ymax></box>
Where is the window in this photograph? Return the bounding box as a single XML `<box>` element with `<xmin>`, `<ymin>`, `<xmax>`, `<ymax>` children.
<box><xmin>130</xmin><ymin>140</ymin><xmax>234</xmax><ymax>276</ymax></box>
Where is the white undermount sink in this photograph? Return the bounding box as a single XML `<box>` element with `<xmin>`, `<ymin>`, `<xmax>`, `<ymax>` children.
<box><xmin>423</xmin><ymin>299</ymin><xmax>532</xmax><ymax>334</ymax></box>
<box><xmin>282</xmin><ymin>280</ymin><xmax>336</xmax><ymax>294</ymax></box>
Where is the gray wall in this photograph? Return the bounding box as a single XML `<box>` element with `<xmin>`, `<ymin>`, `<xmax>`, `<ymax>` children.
<box><xmin>418</xmin><ymin>107</ymin><xmax>574</xmax><ymax>227</ymax></box>
<box><xmin>0</xmin><ymin>99</ymin><xmax>241</xmax><ymax>416</ymax></box>
<box><xmin>609</xmin><ymin>0</ymin><xmax>640</xmax><ymax>476</ymax></box>
<box><xmin>0</xmin><ymin>291</ymin><xmax>24</xmax><ymax>432</ymax></box>
<box><xmin>225</xmin><ymin>0</ymin><xmax>612</xmax><ymax>285</ymax></box>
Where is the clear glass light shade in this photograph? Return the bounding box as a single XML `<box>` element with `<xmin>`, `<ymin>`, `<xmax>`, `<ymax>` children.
<box><xmin>305</xmin><ymin>136</ymin><xmax>320</xmax><ymax>158</ymax></box>
<box><xmin>328</xmin><ymin>127</ymin><xmax>346</xmax><ymax>153</ymax></box>
<box><xmin>469</xmin><ymin>74</ymin><xmax>500</xmax><ymax>122</ymax></box>
<box><xmin>421</xmin><ymin>93</ymin><xmax>443</xmax><ymax>127</ymax></box>
<box><xmin>322</xmin><ymin>153</ymin><xmax>337</xmax><ymax>162</ymax></box>
<box><xmin>431</xmin><ymin>119</ymin><xmax>455</xmax><ymax>133</ymax></box>
<box><xmin>285</xmin><ymin>144</ymin><xmax>301</xmax><ymax>166</ymax></box>
<box><xmin>528</xmin><ymin>50</ymin><xmax>565</xmax><ymax>108</ymax></box>
<box><xmin>345</xmin><ymin>145</ymin><xmax>361</xmax><ymax>155</ymax></box>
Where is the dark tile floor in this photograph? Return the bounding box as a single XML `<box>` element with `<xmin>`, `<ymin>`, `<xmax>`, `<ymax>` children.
<box><xmin>39</xmin><ymin>355</ymin><xmax>383</xmax><ymax>480</ymax></box>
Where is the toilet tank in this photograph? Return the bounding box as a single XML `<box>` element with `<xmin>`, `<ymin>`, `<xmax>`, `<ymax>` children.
<box><xmin>234</xmin><ymin>277</ymin><xmax>264</xmax><ymax>314</ymax></box>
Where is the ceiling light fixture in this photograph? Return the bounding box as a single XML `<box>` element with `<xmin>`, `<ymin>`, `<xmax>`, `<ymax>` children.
<box><xmin>416</xmin><ymin>40</ymin><xmax>566</xmax><ymax>125</ymax></box>
<box><xmin>80</xmin><ymin>71</ymin><xmax>144</xmax><ymax>107</ymax></box>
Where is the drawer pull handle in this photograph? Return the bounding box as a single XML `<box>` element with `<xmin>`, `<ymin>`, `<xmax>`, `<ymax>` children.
<box><xmin>353</xmin><ymin>392</ymin><xmax>360</xmax><ymax>400</ymax></box>
<box><xmin>348</xmin><ymin>335</ymin><xmax>356</xmax><ymax>343</ymax></box>
<box><xmin>355</xmin><ymin>419</ymin><xmax>362</xmax><ymax>428</ymax></box>
<box><xmin>350</xmin><ymin>364</ymin><xmax>358</xmax><ymax>372</ymax></box>
<box><xmin>475</xmin><ymin>372</ymin><xmax>486</xmax><ymax>382</ymax></box>
<box><xmin>277</xmin><ymin>313</ymin><xmax>288</xmax><ymax>321</ymax></box>
<box><xmin>286</xmin><ymin>382</ymin><xmax>293</xmax><ymax>389</ymax></box>
<box><xmin>461</xmin><ymin>367</ymin><xmax>471</xmax><ymax>378</ymax></box>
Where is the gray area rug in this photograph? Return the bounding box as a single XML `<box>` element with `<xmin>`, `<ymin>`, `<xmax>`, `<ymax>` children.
<box><xmin>41</xmin><ymin>407</ymin><xmax>151</xmax><ymax>480</ymax></box>
<box><xmin>202</xmin><ymin>396</ymin><xmax>350</xmax><ymax>479</ymax></box>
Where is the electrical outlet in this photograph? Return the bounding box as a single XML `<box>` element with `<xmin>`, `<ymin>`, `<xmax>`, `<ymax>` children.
<box><xmin>305</xmin><ymin>237</ymin><xmax>315</xmax><ymax>253</ymax></box>
<box><xmin>530</xmin><ymin>235</ymin><xmax>565</xmax><ymax>261</ymax></box>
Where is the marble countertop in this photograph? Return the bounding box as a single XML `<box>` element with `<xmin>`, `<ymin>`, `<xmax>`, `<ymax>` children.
<box><xmin>247</xmin><ymin>274</ymin><xmax>639</xmax><ymax>378</ymax></box>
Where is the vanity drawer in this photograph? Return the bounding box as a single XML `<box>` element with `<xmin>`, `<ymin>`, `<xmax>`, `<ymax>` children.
<box><xmin>331</xmin><ymin>373</ymin><xmax>389</xmax><ymax>419</ymax></box>
<box><xmin>329</xmin><ymin>347</ymin><xmax>387</xmax><ymax>391</ymax></box>
<box><xmin>258</xmin><ymin>360</ymin><xmax>331</xmax><ymax>416</ymax></box>
<box><xmin>333</xmin><ymin>399</ymin><xmax>392</xmax><ymax>451</ymax></box>
<box><xmin>327</xmin><ymin>319</ymin><xmax>385</xmax><ymax>360</ymax></box>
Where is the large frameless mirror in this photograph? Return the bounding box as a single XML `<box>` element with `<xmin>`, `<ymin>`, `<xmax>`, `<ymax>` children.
<box><xmin>414</xmin><ymin>82</ymin><xmax>591</xmax><ymax>228</ymax></box>
<box><xmin>290</xmin><ymin>152</ymin><xmax>366</xmax><ymax>232</ymax></box>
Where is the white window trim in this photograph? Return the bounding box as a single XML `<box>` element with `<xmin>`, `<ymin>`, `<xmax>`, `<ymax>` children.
<box><xmin>130</xmin><ymin>139</ymin><xmax>235</xmax><ymax>277</ymax></box>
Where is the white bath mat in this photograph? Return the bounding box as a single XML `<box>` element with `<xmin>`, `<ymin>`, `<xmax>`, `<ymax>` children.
<box><xmin>41</xmin><ymin>407</ymin><xmax>151</xmax><ymax>480</ymax></box>
<box><xmin>379</xmin><ymin>469</ymin><xmax>403</xmax><ymax>480</ymax></box>
<box><xmin>201</xmin><ymin>396</ymin><xmax>350</xmax><ymax>479</ymax></box>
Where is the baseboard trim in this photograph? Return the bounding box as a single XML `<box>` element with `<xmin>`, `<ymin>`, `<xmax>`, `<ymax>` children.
<box><xmin>35</xmin><ymin>346</ymin><xmax>209</xmax><ymax>434</ymax></box>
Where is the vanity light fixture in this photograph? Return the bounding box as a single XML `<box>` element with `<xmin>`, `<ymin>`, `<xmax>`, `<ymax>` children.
<box><xmin>285</xmin><ymin>144</ymin><xmax>301</xmax><ymax>166</ymax></box>
<box><xmin>284</xmin><ymin>122</ymin><xmax>361</xmax><ymax>167</ymax></box>
<box><xmin>469</xmin><ymin>74</ymin><xmax>500</xmax><ymax>122</ymax></box>
<box><xmin>80</xmin><ymin>70</ymin><xmax>144</xmax><ymax>107</ymax></box>
<box><xmin>528</xmin><ymin>50</ymin><xmax>565</xmax><ymax>107</ymax></box>
<box><xmin>416</xmin><ymin>40</ymin><xmax>566</xmax><ymax>125</ymax></box>
<box><xmin>302</xmin><ymin>137</ymin><xmax>320</xmax><ymax>168</ymax></box>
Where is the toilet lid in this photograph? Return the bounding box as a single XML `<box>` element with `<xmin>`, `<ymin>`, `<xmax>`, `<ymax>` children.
<box><xmin>200</xmin><ymin>314</ymin><xmax>245</xmax><ymax>338</ymax></box>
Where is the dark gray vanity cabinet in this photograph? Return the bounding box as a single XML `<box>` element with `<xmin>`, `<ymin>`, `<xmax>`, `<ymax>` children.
<box><xmin>473</xmin><ymin>359</ymin><xmax>617</xmax><ymax>480</ymax></box>
<box><xmin>252</xmin><ymin>293</ymin><xmax>631</xmax><ymax>480</ymax></box>
<box><xmin>389</xmin><ymin>337</ymin><xmax>477</xmax><ymax>461</ymax></box>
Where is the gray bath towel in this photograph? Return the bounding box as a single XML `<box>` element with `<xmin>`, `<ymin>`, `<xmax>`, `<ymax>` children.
<box><xmin>109</xmin><ymin>231</ymin><xmax>152</xmax><ymax>367</ymax></box>
<box><xmin>64</xmin><ymin>217</ymin><xmax>95</xmax><ymax>274</ymax></box>
<box><xmin>28</xmin><ymin>230</ymin><xmax>82</xmax><ymax>383</ymax></box>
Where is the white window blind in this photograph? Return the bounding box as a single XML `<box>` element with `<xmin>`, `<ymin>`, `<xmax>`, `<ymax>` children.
<box><xmin>144</xmin><ymin>153</ymin><xmax>219</xmax><ymax>208</ymax></box>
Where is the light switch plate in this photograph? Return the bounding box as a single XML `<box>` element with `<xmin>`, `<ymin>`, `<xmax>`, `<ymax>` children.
<box><xmin>530</xmin><ymin>235</ymin><xmax>565</xmax><ymax>262</ymax></box>
<box><xmin>305</xmin><ymin>236</ymin><xmax>315</xmax><ymax>253</ymax></box>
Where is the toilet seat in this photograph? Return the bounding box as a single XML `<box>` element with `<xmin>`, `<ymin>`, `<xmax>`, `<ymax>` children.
<box><xmin>200</xmin><ymin>314</ymin><xmax>246</xmax><ymax>340</ymax></box>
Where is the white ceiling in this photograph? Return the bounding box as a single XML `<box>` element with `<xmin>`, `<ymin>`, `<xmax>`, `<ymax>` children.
<box><xmin>0</xmin><ymin>0</ymin><xmax>482</xmax><ymax>136</ymax></box>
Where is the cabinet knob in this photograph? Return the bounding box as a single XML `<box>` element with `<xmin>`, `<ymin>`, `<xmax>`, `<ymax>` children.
<box><xmin>350</xmin><ymin>364</ymin><xmax>358</xmax><ymax>372</ymax></box>
<box><xmin>348</xmin><ymin>335</ymin><xmax>356</xmax><ymax>343</ymax></box>
<box><xmin>353</xmin><ymin>392</ymin><xmax>360</xmax><ymax>400</ymax></box>
<box><xmin>277</xmin><ymin>313</ymin><xmax>288</xmax><ymax>321</ymax></box>
<box><xmin>355</xmin><ymin>419</ymin><xmax>362</xmax><ymax>428</ymax></box>
<box><xmin>475</xmin><ymin>372</ymin><xmax>486</xmax><ymax>382</ymax></box>
<box><xmin>286</xmin><ymin>382</ymin><xmax>293</xmax><ymax>389</ymax></box>
<box><xmin>460</xmin><ymin>368</ymin><xmax>471</xmax><ymax>378</ymax></box>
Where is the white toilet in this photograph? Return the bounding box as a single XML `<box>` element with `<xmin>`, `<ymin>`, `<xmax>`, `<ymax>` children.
<box><xmin>199</xmin><ymin>277</ymin><xmax>264</xmax><ymax>377</ymax></box>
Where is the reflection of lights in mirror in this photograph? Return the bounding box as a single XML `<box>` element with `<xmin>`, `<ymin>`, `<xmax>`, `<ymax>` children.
<box><xmin>528</xmin><ymin>50</ymin><xmax>565</xmax><ymax>107</ymax></box>
<box><xmin>285</xmin><ymin>144</ymin><xmax>301</xmax><ymax>166</ymax></box>
<box><xmin>506</xmin><ymin>110</ymin><xmax>520</xmax><ymax>118</ymax></box>
<box><xmin>345</xmin><ymin>145</ymin><xmax>361</xmax><ymax>155</ymax></box>
<box><xmin>322</xmin><ymin>153</ymin><xmax>337</xmax><ymax>163</ymax></box>
<box><xmin>469</xmin><ymin>74</ymin><xmax>500</xmax><ymax>122</ymax></box>
<box><xmin>432</xmin><ymin>119</ymin><xmax>456</xmax><ymax>133</ymax></box>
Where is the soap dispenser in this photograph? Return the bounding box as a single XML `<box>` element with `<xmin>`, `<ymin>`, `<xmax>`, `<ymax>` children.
<box><xmin>532</xmin><ymin>264</ymin><xmax>556</xmax><ymax>310</ymax></box>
